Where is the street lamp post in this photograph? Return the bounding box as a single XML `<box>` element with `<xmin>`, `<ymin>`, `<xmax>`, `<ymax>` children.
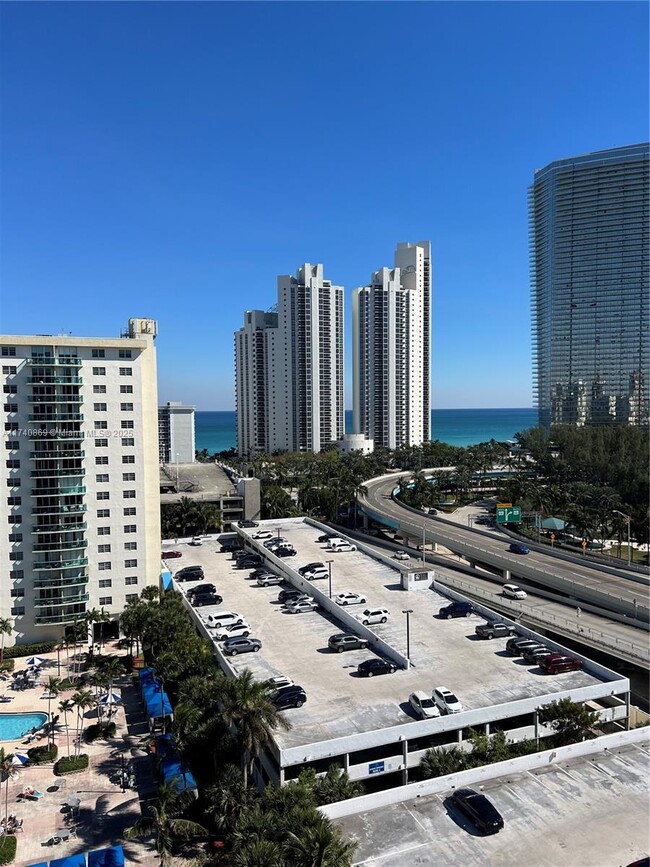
<box><xmin>402</xmin><ymin>609</ymin><xmax>413</xmax><ymax>663</ymax></box>
<box><xmin>326</xmin><ymin>560</ymin><xmax>333</xmax><ymax>598</ymax></box>
<box><xmin>421</xmin><ymin>523</ymin><xmax>426</xmax><ymax>568</ymax></box>
<box><xmin>613</xmin><ymin>510</ymin><xmax>632</xmax><ymax>567</ymax></box>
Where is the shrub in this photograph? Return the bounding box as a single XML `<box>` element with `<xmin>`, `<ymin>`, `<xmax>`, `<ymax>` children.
<box><xmin>3</xmin><ymin>641</ymin><xmax>57</xmax><ymax>659</ymax></box>
<box><xmin>55</xmin><ymin>754</ymin><xmax>89</xmax><ymax>775</ymax></box>
<box><xmin>27</xmin><ymin>744</ymin><xmax>58</xmax><ymax>764</ymax></box>
<box><xmin>85</xmin><ymin>722</ymin><xmax>116</xmax><ymax>742</ymax></box>
<box><xmin>0</xmin><ymin>660</ymin><xmax>14</xmax><ymax>673</ymax></box>
<box><xmin>0</xmin><ymin>834</ymin><xmax>17</xmax><ymax>864</ymax></box>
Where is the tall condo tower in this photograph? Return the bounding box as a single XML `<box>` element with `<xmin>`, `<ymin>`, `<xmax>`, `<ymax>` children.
<box><xmin>352</xmin><ymin>241</ymin><xmax>432</xmax><ymax>449</ymax></box>
<box><xmin>0</xmin><ymin>318</ymin><xmax>161</xmax><ymax>646</ymax></box>
<box><xmin>235</xmin><ymin>264</ymin><xmax>344</xmax><ymax>455</ymax></box>
<box><xmin>158</xmin><ymin>401</ymin><xmax>196</xmax><ymax>464</ymax></box>
<box><xmin>530</xmin><ymin>144</ymin><xmax>649</xmax><ymax>428</ymax></box>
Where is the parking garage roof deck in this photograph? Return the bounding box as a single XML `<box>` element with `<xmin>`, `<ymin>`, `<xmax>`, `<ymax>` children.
<box><xmin>166</xmin><ymin>519</ymin><xmax>627</xmax><ymax>754</ymax></box>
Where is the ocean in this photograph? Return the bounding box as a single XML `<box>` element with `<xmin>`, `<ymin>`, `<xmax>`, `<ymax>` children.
<box><xmin>195</xmin><ymin>408</ymin><xmax>539</xmax><ymax>454</ymax></box>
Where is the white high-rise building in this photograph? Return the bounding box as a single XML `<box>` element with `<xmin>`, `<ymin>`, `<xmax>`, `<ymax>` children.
<box><xmin>158</xmin><ymin>401</ymin><xmax>196</xmax><ymax>464</ymax></box>
<box><xmin>235</xmin><ymin>264</ymin><xmax>344</xmax><ymax>455</ymax></box>
<box><xmin>0</xmin><ymin>318</ymin><xmax>161</xmax><ymax>647</ymax></box>
<box><xmin>353</xmin><ymin>241</ymin><xmax>431</xmax><ymax>449</ymax></box>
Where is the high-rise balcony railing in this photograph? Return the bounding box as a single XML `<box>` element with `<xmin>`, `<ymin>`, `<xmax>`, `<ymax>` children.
<box><xmin>27</xmin><ymin>357</ymin><xmax>81</xmax><ymax>367</ymax></box>
<box><xmin>28</xmin><ymin>375</ymin><xmax>82</xmax><ymax>385</ymax></box>
<box><xmin>28</xmin><ymin>413</ymin><xmax>84</xmax><ymax>423</ymax></box>
<box><xmin>33</xmin><ymin>573</ymin><xmax>89</xmax><ymax>590</ymax></box>
<box><xmin>30</xmin><ymin>467</ymin><xmax>85</xmax><ymax>480</ymax></box>
<box><xmin>27</xmin><ymin>395</ymin><xmax>83</xmax><ymax>404</ymax></box>
<box><xmin>33</xmin><ymin>556</ymin><xmax>88</xmax><ymax>571</ymax></box>
<box><xmin>33</xmin><ymin>593</ymin><xmax>89</xmax><ymax>608</ymax></box>
<box><xmin>30</xmin><ymin>449</ymin><xmax>84</xmax><ymax>460</ymax></box>
<box><xmin>33</xmin><ymin>538</ymin><xmax>88</xmax><ymax>553</ymax></box>
<box><xmin>31</xmin><ymin>503</ymin><xmax>86</xmax><ymax>516</ymax></box>
<box><xmin>32</xmin><ymin>521</ymin><xmax>87</xmax><ymax>534</ymax></box>
<box><xmin>31</xmin><ymin>485</ymin><xmax>86</xmax><ymax>497</ymax></box>
<box><xmin>34</xmin><ymin>606</ymin><xmax>88</xmax><ymax>626</ymax></box>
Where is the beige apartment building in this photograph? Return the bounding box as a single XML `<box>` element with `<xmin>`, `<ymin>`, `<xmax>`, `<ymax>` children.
<box><xmin>0</xmin><ymin>318</ymin><xmax>161</xmax><ymax>646</ymax></box>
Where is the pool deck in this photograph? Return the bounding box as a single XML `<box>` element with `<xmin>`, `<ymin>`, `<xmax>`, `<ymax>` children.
<box><xmin>0</xmin><ymin>644</ymin><xmax>159</xmax><ymax>867</ymax></box>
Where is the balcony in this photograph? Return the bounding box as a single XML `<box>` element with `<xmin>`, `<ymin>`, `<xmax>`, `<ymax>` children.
<box><xmin>30</xmin><ymin>449</ymin><xmax>84</xmax><ymax>460</ymax></box>
<box><xmin>32</xmin><ymin>521</ymin><xmax>87</xmax><ymax>534</ymax></box>
<box><xmin>28</xmin><ymin>413</ymin><xmax>84</xmax><ymax>423</ymax></box>
<box><xmin>31</xmin><ymin>503</ymin><xmax>86</xmax><ymax>516</ymax></box>
<box><xmin>27</xmin><ymin>357</ymin><xmax>81</xmax><ymax>367</ymax></box>
<box><xmin>33</xmin><ymin>538</ymin><xmax>88</xmax><ymax>553</ymax></box>
<box><xmin>34</xmin><ymin>593</ymin><xmax>89</xmax><ymax>608</ymax></box>
<box><xmin>31</xmin><ymin>486</ymin><xmax>86</xmax><ymax>497</ymax></box>
<box><xmin>33</xmin><ymin>557</ymin><xmax>88</xmax><ymax>571</ymax></box>
<box><xmin>35</xmin><ymin>607</ymin><xmax>88</xmax><ymax>626</ymax></box>
<box><xmin>30</xmin><ymin>467</ymin><xmax>85</xmax><ymax>479</ymax></box>
<box><xmin>27</xmin><ymin>429</ymin><xmax>83</xmax><ymax>442</ymax></box>
<box><xmin>33</xmin><ymin>574</ymin><xmax>89</xmax><ymax>590</ymax></box>
<box><xmin>28</xmin><ymin>376</ymin><xmax>82</xmax><ymax>385</ymax></box>
<box><xmin>27</xmin><ymin>395</ymin><xmax>83</xmax><ymax>404</ymax></box>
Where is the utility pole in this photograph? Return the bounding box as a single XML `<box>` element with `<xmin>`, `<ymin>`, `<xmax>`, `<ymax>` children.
<box><xmin>402</xmin><ymin>609</ymin><xmax>413</xmax><ymax>663</ymax></box>
<box><xmin>327</xmin><ymin>560</ymin><xmax>333</xmax><ymax>598</ymax></box>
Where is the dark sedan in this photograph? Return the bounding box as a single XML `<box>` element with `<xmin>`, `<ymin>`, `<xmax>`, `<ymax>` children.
<box><xmin>299</xmin><ymin>562</ymin><xmax>324</xmax><ymax>575</ymax></box>
<box><xmin>272</xmin><ymin>687</ymin><xmax>307</xmax><ymax>709</ymax></box>
<box><xmin>509</xmin><ymin>542</ymin><xmax>530</xmax><ymax>555</ymax></box>
<box><xmin>357</xmin><ymin>659</ymin><xmax>397</xmax><ymax>677</ymax></box>
<box><xmin>238</xmin><ymin>520</ymin><xmax>259</xmax><ymax>528</ymax></box>
<box><xmin>451</xmin><ymin>788</ymin><xmax>504</xmax><ymax>834</ymax></box>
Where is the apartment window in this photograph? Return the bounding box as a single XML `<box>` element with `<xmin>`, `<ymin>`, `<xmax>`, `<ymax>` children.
<box><xmin>92</xmin><ymin>349</ymin><xmax>105</xmax><ymax>358</ymax></box>
<box><xmin>9</xmin><ymin>552</ymin><xmax>22</xmax><ymax>561</ymax></box>
<box><xmin>94</xmin><ymin>403</ymin><xmax>107</xmax><ymax>412</ymax></box>
<box><xmin>95</xmin><ymin>456</ymin><xmax>109</xmax><ymax>465</ymax></box>
<box><xmin>119</xmin><ymin>367</ymin><xmax>132</xmax><ymax>376</ymax></box>
<box><xmin>97</xmin><ymin>509</ymin><xmax>110</xmax><ymax>518</ymax></box>
<box><xmin>8</xmin><ymin>533</ymin><xmax>22</xmax><ymax>543</ymax></box>
<box><xmin>6</xmin><ymin>479</ymin><xmax>20</xmax><ymax>487</ymax></box>
<box><xmin>123</xmin><ymin>507</ymin><xmax>136</xmax><ymax>516</ymax></box>
<box><xmin>98</xmin><ymin>562</ymin><xmax>111</xmax><ymax>571</ymax></box>
<box><xmin>125</xmin><ymin>576</ymin><xmax>138</xmax><ymax>586</ymax></box>
<box><xmin>120</xmin><ymin>403</ymin><xmax>134</xmax><ymax>412</ymax></box>
<box><xmin>7</xmin><ymin>497</ymin><xmax>21</xmax><ymax>506</ymax></box>
<box><xmin>3</xmin><ymin>386</ymin><xmax>16</xmax><ymax>394</ymax></box>
<box><xmin>121</xmin><ymin>420</ymin><xmax>134</xmax><ymax>429</ymax></box>
<box><xmin>4</xmin><ymin>423</ymin><xmax>18</xmax><ymax>432</ymax></box>
<box><xmin>123</xmin><ymin>490</ymin><xmax>136</xmax><ymax>499</ymax></box>
<box><xmin>98</xmin><ymin>578</ymin><xmax>112</xmax><ymax>588</ymax></box>
<box><xmin>6</xmin><ymin>459</ymin><xmax>20</xmax><ymax>469</ymax></box>
<box><xmin>95</xmin><ymin>439</ymin><xmax>108</xmax><ymax>447</ymax></box>
<box><xmin>95</xmin><ymin>421</ymin><xmax>108</xmax><ymax>429</ymax></box>
<box><xmin>99</xmin><ymin>597</ymin><xmax>112</xmax><ymax>606</ymax></box>
<box><xmin>2</xmin><ymin>367</ymin><xmax>17</xmax><ymax>375</ymax></box>
<box><xmin>97</xmin><ymin>491</ymin><xmax>110</xmax><ymax>501</ymax></box>
<box><xmin>1</xmin><ymin>347</ymin><xmax>16</xmax><ymax>357</ymax></box>
<box><xmin>122</xmin><ymin>438</ymin><xmax>134</xmax><ymax>447</ymax></box>
<box><xmin>119</xmin><ymin>349</ymin><xmax>132</xmax><ymax>359</ymax></box>
<box><xmin>10</xmin><ymin>589</ymin><xmax>24</xmax><ymax>598</ymax></box>
<box><xmin>124</xmin><ymin>559</ymin><xmax>137</xmax><ymax>568</ymax></box>
<box><xmin>120</xmin><ymin>385</ymin><xmax>133</xmax><ymax>394</ymax></box>
<box><xmin>92</xmin><ymin>367</ymin><xmax>106</xmax><ymax>376</ymax></box>
<box><xmin>10</xmin><ymin>607</ymin><xmax>25</xmax><ymax>617</ymax></box>
<box><xmin>9</xmin><ymin>570</ymin><xmax>23</xmax><ymax>580</ymax></box>
<box><xmin>124</xmin><ymin>524</ymin><xmax>136</xmax><ymax>533</ymax></box>
<box><xmin>7</xmin><ymin>515</ymin><xmax>21</xmax><ymax>524</ymax></box>
<box><xmin>5</xmin><ymin>441</ymin><xmax>19</xmax><ymax>450</ymax></box>
<box><xmin>98</xmin><ymin>527</ymin><xmax>111</xmax><ymax>535</ymax></box>
<box><xmin>122</xmin><ymin>472</ymin><xmax>135</xmax><ymax>481</ymax></box>
<box><xmin>125</xmin><ymin>593</ymin><xmax>138</xmax><ymax>603</ymax></box>
<box><xmin>93</xmin><ymin>385</ymin><xmax>107</xmax><ymax>394</ymax></box>
<box><xmin>4</xmin><ymin>404</ymin><xmax>18</xmax><ymax>413</ymax></box>
<box><xmin>122</xmin><ymin>455</ymin><xmax>135</xmax><ymax>464</ymax></box>
<box><xmin>96</xmin><ymin>474</ymin><xmax>109</xmax><ymax>483</ymax></box>
<box><xmin>98</xmin><ymin>544</ymin><xmax>111</xmax><ymax>554</ymax></box>
<box><xmin>124</xmin><ymin>541</ymin><xmax>137</xmax><ymax>550</ymax></box>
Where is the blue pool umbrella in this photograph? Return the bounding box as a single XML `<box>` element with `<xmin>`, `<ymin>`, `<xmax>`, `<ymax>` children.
<box><xmin>25</xmin><ymin>863</ymin><xmax>48</xmax><ymax>867</ymax></box>
<box><xmin>50</xmin><ymin>855</ymin><xmax>86</xmax><ymax>867</ymax></box>
<box><xmin>99</xmin><ymin>692</ymin><xmax>121</xmax><ymax>705</ymax></box>
<box><xmin>11</xmin><ymin>753</ymin><xmax>28</xmax><ymax>765</ymax></box>
<box><xmin>88</xmin><ymin>846</ymin><xmax>125</xmax><ymax>867</ymax></box>
<box><xmin>25</xmin><ymin>656</ymin><xmax>45</xmax><ymax>667</ymax></box>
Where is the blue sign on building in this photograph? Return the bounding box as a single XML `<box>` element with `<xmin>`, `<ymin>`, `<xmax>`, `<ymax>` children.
<box><xmin>368</xmin><ymin>761</ymin><xmax>385</xmax><ymax>775</ymax></box>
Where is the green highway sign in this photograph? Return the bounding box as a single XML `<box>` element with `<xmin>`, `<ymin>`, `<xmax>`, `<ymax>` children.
<box><xmin>496</xmin><ymin>505</ymin><xmax>522</xmax><ymax>524</ymax></box>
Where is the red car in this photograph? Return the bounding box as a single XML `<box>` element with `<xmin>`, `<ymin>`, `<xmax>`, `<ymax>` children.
<box><xmin>161</xmin><ymin>551</ymin><xmax>182</xmax><ymax>560</ymax></box>
<box><xmin>539</xmin><ymin>653</ymin><xmax>582</xmax><ymax>674</ymax></box>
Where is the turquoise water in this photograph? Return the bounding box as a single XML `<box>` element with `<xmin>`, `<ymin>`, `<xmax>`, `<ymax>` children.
<box><xmin>195</xmin><ymin>408</ymin><xmax>538</xmax><ymax>453</ymax></box>
<box><xmin>0</xmin><ymin>712</ymin><xmax>48</xmax><ymax>741</ymax></box>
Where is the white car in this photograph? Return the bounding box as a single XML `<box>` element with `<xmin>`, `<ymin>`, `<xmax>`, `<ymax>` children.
<box><xmin>331</xmin><ymin>543</ymin><xmax>357</xmax><ymax>553</ymax></box>
<box><xmin>303</xmin><ymin>568</ymin><xmax>329</xmax><ymax>581</ymax></box>
<box><xmin>264</xmin><ymin>675</ymin><xmax>294</xmax><ymax>690</ymax></box>
<box><xmin>264</xmin><ymin>538</ymin><xmax>288</xmax><ymax>549</ymax></box>
<box><xmin>409</xmin><ymin>691</ymin><xmax>441</xmax><ymax>720</ymax></box>
<box><xmin>253</xmin><ymin>530</ymin><xmax>274</xmax><ymax>540</ymax></box>
<box><xmin>393</xmin><ymin>550</ymin><xmax>410</xmax><ymax>561</ymax></box>
<box><xmin>334</xmin><ymin>592</ymin><xmax>367</xmax><ymax>607</ymax></box>
<box><xmin>432</xmin><ymin>686</ymin><xmax>463</xmax><ymax>715</ymax></box>
<box><xmin>503</xmin><ymin>583</ymin><xmax>527</xmax><ymax>600</ymax></box>
<box><xmin>257</xmin><ymin>574</ymin><xmax>283</xmax><ymax>587</ymax></box>
<box><xmin>204</xmin><ymin>611</ymin><xmax>246</xmax><ymax>628</ymax></box>
<box><xmin>211</xmin><ymin>622</ymin><xmax>251</xmax><ymax>640</ymax></box>
<box><xmin>286</xmin><ymin>600</ymin><xmax>318</xmax><ymax>614</ymax></box>
<box><xmin>355</xmin><ymin>607</ymin><xmax>389</xmax><ymax>626</ymax></box>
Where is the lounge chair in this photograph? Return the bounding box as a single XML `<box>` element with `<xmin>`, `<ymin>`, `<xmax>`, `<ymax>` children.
<box><xmin>20</xmin><ymin>787</ymin><xmax>43</xmax><ymax>800</ymax></box>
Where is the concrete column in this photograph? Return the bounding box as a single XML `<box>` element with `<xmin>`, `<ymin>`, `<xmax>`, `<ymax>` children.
<box><xmin>432</xmin><ymin>542</ymin><xmax>438</xmax><ymax>553</ymax></box>
<box><xmin>503</xmin><ymin>569</ymin><xmax>511</xmax><ymax>581</ymax></box>
<box><xmin>485</xmin><ymin>723</ymin><xmax>490</xmax><ymax>736</ymax></box>
<box><xmin>343</xmin><ymin>753</ymin><xmax>350</xmax><ymax>773</ymax></box>
<box><xmin>402</xmin><ymin>740</ymin><xmax>409</xmax><ymax>785</ymax></box>
<box><xmin>625</xmin><ymin>692</ymin><xmax>631</xmax><ymax>731</ymax></box>
<box><xmin>534</xmin><ymin>710</ymin><xmax>540</xmax><ymax>745</ymax></box>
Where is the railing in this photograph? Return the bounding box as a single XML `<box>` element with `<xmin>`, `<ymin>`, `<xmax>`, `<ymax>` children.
<box><xmin>28</xmin><ymin>376</ymin><xmax>82</xmax><ymax>385</ymax></box>
<box><xmin>35</xmin><ymin>608</ymin><xmax>88</xmax><ymax>625</ymax></box>
<box><xmin>27</xmin><ymin>395</ymin><xmax>83</xmax><ymax>404</ymax></box>
<box><xmin>30</xmin><ymin>450</ymin><xmax>84</xmax><ymax>459</ymax></box>
<box><xmin>27</xmin><ymin>357</ymin><xmax>82</xmax><ymax>366</ymax></box>
<box><xmin>28</xmin><ymin>413</ymin><xmax>84</xmax><ymax>422</ymax></box>
<box><xmin>31</xmin><ymin>504</ymin><xmax>86</xmax><ymax>516</ymax></box>
<box><xmin>32</xmin><ymin>522</ymin><xmax>87</xmax><ymax>534</ymax></box>
<box><xmin>33</xmin><ymin>574</ymin><xmax>89</xmax><ymax>589</ymax></box>
<box><xmin>31</xmin><ymin>486</ymin><xmax>86</xmax><ymax>497</ymax></box>
<box><xmin>33</xmin><ymin>539</ymin><xmax>88</xmax><ymax>553</ymax></box>
<box><xmin>30</xmin><ymin>468</ymin><xmax>85</xmax><ymax>479</ymax></box>
<box><xmin>33</xmin><ymin>593</ymin><xmax>89</xmax><ymax>608</ymax></box>
<box><xmin>33</xmin><ymin>557</ymin><xmax>88</xmax><ymax>571</ymax></box>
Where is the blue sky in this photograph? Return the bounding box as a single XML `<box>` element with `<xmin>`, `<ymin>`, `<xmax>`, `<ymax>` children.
<box><xmin>1</xmin><ymin>2</ymin><xmax>647</xmax><ymax>410</ymax></box>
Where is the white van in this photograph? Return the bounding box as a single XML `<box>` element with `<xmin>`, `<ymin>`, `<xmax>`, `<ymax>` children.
<box><xmin>204</xmin><ymin>611</ymin><xmax>246</xmax><ymax>628</ymax></box>
<box><xmin>503</xmin><ymin>584</ymin><xmax>527</xmax><ymax>600</ymax></box>
<box><xmin>327</xmin><ymin>538</ymin><xmax>357</xmax><ymax>552</ymax></box>
<box><xmin>326</xmin><ymin>537</ymin><xmax>346</xmax><ymax>550</ymax></box>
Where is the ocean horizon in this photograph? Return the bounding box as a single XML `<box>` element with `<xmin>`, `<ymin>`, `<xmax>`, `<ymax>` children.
<box><xmin>195</xmin><ymin>407</ymin><xmax>538</xmax><ymax>454</ymax></box>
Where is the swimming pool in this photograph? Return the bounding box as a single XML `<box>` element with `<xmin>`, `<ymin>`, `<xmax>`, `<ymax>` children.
<box><xmin>0</xmin><ymin>712</ymin><xmax>48</xmax><ymax>741</ymax></box>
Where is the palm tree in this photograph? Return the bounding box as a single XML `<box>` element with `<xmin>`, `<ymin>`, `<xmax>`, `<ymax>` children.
<box><xmin>0</xmin><ymin>749</ymin><xmax>16</xmax><ymax>834</ymax></box>
<box><xmin>72</xmin><ymin>689</ymin><xmax>93</xmax><ymax>756</ymax></box>
<box><xmin>204</xmin><ymin>764</ymin><xmax>255</xmax><ymax>835</ymax></box>
<box><xmin>231</xmin><ymin>840</ymin><xmax>284</xmax><ymax>867</ymax></box>
<box><xmin>219</xmin><ymin>670</ymin><xmax>292</xmax><ymax>787</ymax></box>
<box><xmin>420</xmin><ymin>745</ymin><xmax>469</xmax><ymax>778</ymax></box>
<box><xmin>0</xmin><ymin>617</ymin><xmax>12</xmax><ymax>664</ymax></box>
<box><xmin>46</xmin><ymin>677</ymin><xmax>62</xmax><ymax>746</ymax></box>
<box><xmin>124</xmin><ymin>780</ymin><xmax>207</xmax><ymax>867</ymax></box>
<box><xmin>284</xmin><ymin>821</ymin><xmax>358</xmax><ymax>867</ymax></box>
<box><xmin>85</xmin><ymin>607</ymin><xmax>110</xmax><ymax>653</ymax></box>
<box><xmin>58</xmin><ymin>699</ymin><xmax>75</xmax><ymax>758</ymax></box>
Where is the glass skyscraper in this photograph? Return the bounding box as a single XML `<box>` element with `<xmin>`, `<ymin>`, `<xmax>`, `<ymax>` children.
<box><xmin>530</xmin><ymin>144</ymin><xmax>649</xmax><ymax>428</ymax></box>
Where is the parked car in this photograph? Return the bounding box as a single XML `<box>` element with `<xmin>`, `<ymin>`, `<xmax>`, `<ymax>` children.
<box><xmin>249</xmin><ymin>568</ymin><xmax>274</xmax><ymax>579</ymax></box>
<box><xmin>175</xmin><ymin>566</ymin><xmax>204</xmax><ymax>581</ymax></box>
<box><xmin>328</xmin><ymin>633</ymin><xmax>369</xmax><ymax>653</ymax></box>
<box><xmin>222</xmin><ymin>637</ymin><xmax>261</xmax><ymax>656</ymax></box>
<box><xmin>357</xmin><ymin>659</ymin><xmax>397</xmax><ymax>677</ymax></box>
<box><xmin>521</xmin><ymin>645</ymin><xmax>553</xmax><ymax>665</ymax></box>
<box><xmin>450</xmin><ymin>788</ymin><xmax>504</xmax><ymax>834</ymax></box>
<box><xmin>263</xmin><ymin>675</ymin><xmax>293</xmax><ymax>690</ymax></box>
<box><xmin>303</xmin><ymin>567</ymin><xmax>329</xmax><ymax>581</ymax></box>
<box><xmin>539</xmin><ymin>653</ymin><xmax>582</xmax><ymax>674</ymax></box>
<box><xmin>317</xmin><ymin>534</ymin><xmax>333</xmax><ymax>543</ymax></box>
<box><xmin>439</xmin><ymin>601</ymin><xmax>473</xmax><ymax>619</ymax></box>
<box><xmin>264</xmin><ymin>538</ymin><xmax>287</xmax><ymax>549</ymax></box>
<box><xmin>252</xmin><ymin>530</ymin><xmax>273</xmax><ymax>540</ymax></box>
<box><xmin>204</xmin><ymin>611</ymin><xmax>245</xmax><ymax>628</ymax></box>
<box><xmin>234</xmin><ymin>549</ymin><xmax>257</xmax><ymax>560</ymax></box>
<box><xmin>189</xmin><ymin>537</ymin><xmax>203</xmax><ymax>546</ymax></box>
<box><xmin>238</xmin><ymin>520</ymin><xmax>259</xmax><ymax>528</ymax></box>
<box><xmin>393</xmin><ymin>550</ymin><xmax>410</xmax><ymax>561</ymax></box>
<box><xmin>506</xmin><ymin>637</ymin><xmax>543</xmax><ymax>656</ymax></box>
<box><xmin>409</xmin><ymin>691</ymin><xmax>441</xmax><ymax>719</ymax></box>
<box><xmin>211</xmin><ymin>622</ymin><xmax>251</xmax><ymax>640</ymax></box>
<box><xmin>509</xmin><ymin>542</ymin><xmax>530</xmax><ymax>555</ymax></box>
<box><xmin>331</xmin><ymin>543</ymin><xmax>357</xmax><ymax>553</ymax></box>
<box><xmin>236</xmin><ymin>556</ymin><xmax>263</xmax><ymax>569</ymax></box>
<box><xmin>285</xmin><ymin>599</ymin><xmax>318</xmax><ymax>614</ymax></box>
<box><xmin>278</xmin><ymin>589</ymin><xmax>309</xmax><ymax>605</ymax></box>
<box><xmin>275</xmin><ymin>546</ymin><xmax>297</xmax><ymax>558</ymax></box>
<box><xmin>299</xmin><ymin>562</ymin><xmax>324</xmax><ymax>575</ymax></box>
<box><xmin>432</xmin><ymin>686</ymin><xmax>463</xmax><ymax>714</ymax></box>
<box><xmin>475</xmin><ymin>622</ymin><xmax>516</xmax><ymax>640</ymax></box>
<box><xmin>161</xmin><ymin>551</ymin><xmax>182</xmax><ymax>559</ymax></box>
<box><xmin>191</xmin><ymin>593</ymin><xmax>224</xmax><ymax>607</ymax></box>
<box><xmin>187</xmin><ymin>583</ymin><xmax>216</xmax><ymax>597</ymax></box>
<box><xmin>355</xmin><ymin>608</ymin><xmax>389</xmax><ymax>626</ymax></box>
<box><xmin>503</xmin><ymin>583</ymin><xmax>527</xmax><ymax>600</ymax></box>
<box><xmin>257</xmin><ymin>574</ymin><xmax>283</xmax><ymax>587</ymax></box>
<box><xmin>272</xmin><ymin>686</ymin><xmax>307</xmax><ymax>709</ymax></box>
<box><xmin>334</xmin><ymin>592</ymin><xmax>367</xmax><ymax>607</ymax></box>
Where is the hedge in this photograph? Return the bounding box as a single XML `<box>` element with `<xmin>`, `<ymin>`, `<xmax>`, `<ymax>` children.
<box><xmin>0</xmin><ymin>660</ymin><xmax>14</xmax><ymax>673</ymax></box>
<box><xmin>3</xmin><ymin>641</ymin><xmax>57</xmax><ymax>659</ymax></box>
<box><xmin>0</xmin><ymin>835</ymin><xmax>16</xmax><ymax>864</ymax></box>
<box><xmin>27</xmin><ymin>744</ymin><xmax>58</xmax><ymax>764</ymax></box>
<box><xmin>85</xmin><ymin>722</ymin><xmax>116</xmax><ymax>742</ymax></box>
<box><xmin>55</xmin><ymin>754</ymin><xmax>89</xmax><ymax>775</ymax></box>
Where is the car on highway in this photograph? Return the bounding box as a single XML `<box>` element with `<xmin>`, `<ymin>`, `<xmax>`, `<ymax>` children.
<box><xmin>503</xmin><ymin>583</ymin><xmax>527</xmax><ymax>600</ymax></box>
<box><xmin>509</xmin><ymin>542</ymin><xmax>530</xmax><ymax>555</ymax></box>
<box><xmin>252</xmin><ymin>530</ymin><xmax>274</xmax><ymax>540</ymax></box>
<box><xmin>334</xmin><ymin>592</ymin><xmax>367</xmax><ymax>606</ymax></box>
<box><xmin>257</xmin><ymin>574</ymin><xmax>283</xmax><ymax>587</ymax></box>
<box><xmin>210</xmin><ymin>622</ymin><xmax>251</xmax><ymax>640</ymax></box>
<box><xmin>393</xmin><ymin>550</ymin><xmax>410</xmax><ymax>561</ymax></box>
<box><xmin>439</xmin><ymin>601</ymin><xmax>473</xmax><ymax>619</ymax></box>
<box><xmin>357</xmin><ymin>658</ymin><xmax>397</xmax><ymax>677</ymax></box>
<box><xmin>475</xmin><ymin>622</ymin><xmax>516</xmax><ymax>640</ymax></box>
<box><xmin>191</xmin><ymin>592</ymin><xmax>224</xmax><ymax>607</ymax></box>
<box><xmin>271</xmin><ymin>685</ymin><xmax>307</xmax><ymax>709</ymax></box>
<box><xmin>450</xmin><ymin>788</ymin><xmax>504</xmax><ymax>835</ymax></box>
<box><xmin>354</xmin><ymin>607</ymin><xmax>389</xmax><ymax>626</ymax></box>
<box><xmin>278</xmin><ymin>589</ymin><xmax>309</xmax><ymax>605</ymax></box>
<box><xmin>204</xmin><ymin>611</ymin><xmax>246</xmax><ymax>628</ymax></box>
<box><xmin>432</xmin><ymin>686</ymin><xmax>463</xmax><ymax>714</ymax></box>
<box><xmin>539</xmin><ymin>653</ymin><xmax>582</xmax><ymax>674</ymax></box>
<box><xmin>328</xmin><ymin>633</ymin><xmax>369</xmax><ymax>653</ymax></box>
<box><xmin>298</xmin><ymin>562</ymin><xmax>324</xmax><ymax>575</ymax></box>
<box><xmin>238</xmin><ymin>520</ymin><xmax>259</xmax><ymax>528</ymax></box>
<box><xmin>521</xmin><ymin>645</ymin><xmax>553</xmax><ymax>665</ymax></box>
<box><xmin>187</xmin><ymin>582</ymin><xmax>216</xmax><ymax>598</ymax></box>
<box><xmin>161</xmin><ymin>551</ymin><xmax>182</xmax><ymax>559</ymax></box>
<box><xmin>409</xmin><ymin>691</ymin><xmax>441</xmax><ymax>719</ymax></box>
<box><xmin>285</xmin><ymin>599</ymin><xmax>319</xmax><ymax>614</ymax></box>
<box><xmin>222</xmin><ymin>637</ymin><xmax>261</xmax><ymax>656</ymax></box>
